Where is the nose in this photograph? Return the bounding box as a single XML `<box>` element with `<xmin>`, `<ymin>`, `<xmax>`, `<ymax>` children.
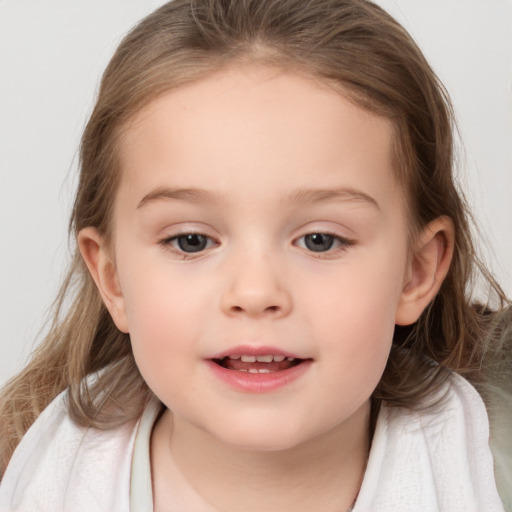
<box><xmin>220</xmin><ymin>253</ymin><xmax>292</xmax><ymax>319</ymax></box>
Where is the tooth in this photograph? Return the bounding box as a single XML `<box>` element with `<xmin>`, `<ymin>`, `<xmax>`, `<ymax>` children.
<box><xmin>238</xmin><ymin>368</ymin><xmax>248</xmax><ymax>372</ymax></box>
<box><xmin>248</xmin><ymin>368</ymin><xmax>258</xmax><ymax>374</ymax></box>
<box><xmin>229</xmin><ymin>355</ymin><xmax>241</xmax><ymax>360</ymax></box>
<box><xmin>287</xmin><ymin>357</ymin><xmax>294</xmax><ymax>361</ymax></box>
<box><xmin>256</xmin><ymin>355</ymin><xmax>273</xmax><ymax>363</ymax></box>
<box><xmin>258</xmin><ymin>369</ymin><xmax>271</xmax><ymax>374</ymax></box>
<box><xmin>241</xmin><ymin>355</ymin><xmax>256</xmax><ymax>363</ymax></box>
<box><xmin>273</xmin><ymin>355</ymin><xmax>285</xmax><ymax>362</ymax></box>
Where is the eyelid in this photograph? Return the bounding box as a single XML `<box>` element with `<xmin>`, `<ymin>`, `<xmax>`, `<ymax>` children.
<box><xmin>159</xmin><ymin>229</ymin><xmax>219</xmax><ymax>258</ymax></box>
<box><xmin>294</xmin><ymin>232</ymin><xmax>354</xmax><ymax>248</ymax></box>
<box><xmin>293</xmin><ymin>230</ymin><xmax>356</xmax><ymax>256</ymax></box>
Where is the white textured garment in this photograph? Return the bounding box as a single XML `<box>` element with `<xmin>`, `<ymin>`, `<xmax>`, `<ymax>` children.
<box><xmin>0</xmin><ymin>392</ymin><xmax>161</xmax><ymax>512</ymax></box>
<box><xmin>352</xmin><ymin>373</ymin><xmax>504</xmax><ymax>511</ymax></box>
<box><xmin>0</xmin><ymin>373</ymin><xmax>505</xmax><ymax>512</ymax></box>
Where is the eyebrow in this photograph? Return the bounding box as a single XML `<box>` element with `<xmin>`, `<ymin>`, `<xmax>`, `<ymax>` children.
<box><xmin>286</xmin><ymin>187</ymin><xmax>381</xmax><ymax>210</ymax></box>
<box><xmin>137</xmin><ymin>187</ymin><xmax>221</xmax><ymax>209</ymax></box>
<box><xmin>137</xmin><ymin>186</ymin><xmax>380</xmax><ymax>210</ymax></box>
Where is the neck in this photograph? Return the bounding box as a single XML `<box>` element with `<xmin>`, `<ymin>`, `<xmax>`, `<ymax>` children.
<box><xmin>151</xmin><ymin>401</ymin><xmax>371</xmax><ymax>512</ymax></box>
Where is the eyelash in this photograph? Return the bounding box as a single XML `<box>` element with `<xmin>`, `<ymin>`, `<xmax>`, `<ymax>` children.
<box><xmin>159</xmin><ymin>231</ymin><xmax>355</xmax><ymax>258</ymax></box>
<box><xmin>160</xmin><ymin>232</ymin><xmax>218</xmax><ymax>258</ymax></box>
<box><xmin>294</xmin><ymin>232</ymin><xmax>355</xmax><ymax>257</ymax></box>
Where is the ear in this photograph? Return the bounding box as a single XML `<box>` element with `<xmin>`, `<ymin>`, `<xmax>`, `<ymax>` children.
<box><xmin>395</xmin><ymin>216</ymin><xmax>454</xmax><ymax>326</ymax></box>
<box><xmin>77</xmin><ymin>227</ymin><xmax>129</xmax><ymax>333</ymax></box>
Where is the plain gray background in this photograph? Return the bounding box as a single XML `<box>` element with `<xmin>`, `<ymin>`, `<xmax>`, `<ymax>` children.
<box><xmin>1</xmin><ymin>0</ymin><xmax>511</xmax><ymax>385</ymax></box>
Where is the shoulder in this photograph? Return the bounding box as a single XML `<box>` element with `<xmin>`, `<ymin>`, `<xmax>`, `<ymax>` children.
<box><xmin>474</xmin><ymin>309</ymin><xmax>512</xmax><ymax>511</ymax></box>
<box><xmin>0</xmin><ymin>388</ymin><xmax>140</xmax><ymax>512</ymax></box>
<box><xmin>354</xmin><ymin>373</ymin><xmax>504</xmax><ymax>511</ymax></box>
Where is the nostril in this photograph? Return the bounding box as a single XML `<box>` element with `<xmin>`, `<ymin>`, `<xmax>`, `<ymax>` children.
<box><xmin>229</xmin><ymin>304</ymin><xmax>280</xmax><ymax>314</ymax></box>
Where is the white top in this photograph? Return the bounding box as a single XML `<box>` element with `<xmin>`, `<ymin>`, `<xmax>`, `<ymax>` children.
<box><xmin>130</xmin><ymin>398</ymin><xmax>158</xmax><ymax>511</ymax></box>
<box><xmin>0</xmin><ymin>373</ymin><xmax>505</xmax><ymax>512</ymax></box>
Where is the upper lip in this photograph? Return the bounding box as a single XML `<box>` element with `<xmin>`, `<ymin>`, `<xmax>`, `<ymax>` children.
<box><xmin>208</xmin><ymin>345</ymin><xmax>306</xmax><ymax>360</ymax></box>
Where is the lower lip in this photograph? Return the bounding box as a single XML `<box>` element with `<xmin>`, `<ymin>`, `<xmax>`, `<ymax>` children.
<box><xmin>205</xmin><ymin>360</ymin><xmax>312</xmax><ymax>393</ymax></box>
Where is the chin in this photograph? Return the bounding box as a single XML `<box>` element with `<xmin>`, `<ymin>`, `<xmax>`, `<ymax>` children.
<box><xmin>205</xmin><ymin>417</ymin><xmax>317</xmax><ymax>453</ymax></box>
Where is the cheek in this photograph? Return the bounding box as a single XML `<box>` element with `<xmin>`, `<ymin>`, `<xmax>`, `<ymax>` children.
<box><xmin>303</xmin><ymin>248</ymin><xmax>406</xmax><ymax>332</ymax></box>
<box><xmin>115</xmin><ymin>259</ymin><xmax>206</xmax><ymax>385</ymax></box>
<box><xmin>126</xmin><ymin>296</ymin><xmax>199</xmax><ymax>404</ymax></box>
<box><xmin>118</xmin><ymin>250</ymin><xmax>204</xmax><ymax>334</ymax></box>
<box><xmin>302</xmin><ymin>250</ymin><xmax>406</xmax><ymax>383</ymax></box>
<box><xmin>317</xmin><ymin>291</ymin><xmax>395</xmax><ymax>377</ymax></box>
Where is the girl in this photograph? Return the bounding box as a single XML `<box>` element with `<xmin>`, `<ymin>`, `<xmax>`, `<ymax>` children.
<box><xmin>0</xmin><ymin>0</ymin><xmax>509</xmax><ymax>510</ymax></box>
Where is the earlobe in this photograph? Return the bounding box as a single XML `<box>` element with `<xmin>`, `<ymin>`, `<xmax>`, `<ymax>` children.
<box><xmin>395</xmin><ymin>216</ymin><xmax>454</xmax><ymax>326</ymax></box>
<box><xmin>77</xmin><ymin>227</ymin><xmax>129</xmax><ymax>333</ymax></box>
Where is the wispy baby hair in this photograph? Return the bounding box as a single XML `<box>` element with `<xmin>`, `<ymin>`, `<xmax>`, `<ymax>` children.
<box><xmin>0</xmin><ymin>0</ymin><xmax>507</xmax><ymax>476</ymax></box>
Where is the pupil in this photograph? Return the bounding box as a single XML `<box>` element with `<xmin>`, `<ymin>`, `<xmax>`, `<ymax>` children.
<box><xmin>177</xmin><ymin>234</ymin><xmax>207</xmax><ymax>252</ymax></box>
<box><xmin>305</xmin><ymin>233</ymin><xmax>334</xmax><ymax>252</ymax></box>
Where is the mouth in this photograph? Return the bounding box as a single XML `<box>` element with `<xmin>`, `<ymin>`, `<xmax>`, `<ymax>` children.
<box><xmin>207</xmin><ymin>349</ymin><xmax>312</xmax><ymax>392</ymax></box>
<box><xmin>212</xmin><ymin>354</ymin><xmax>306</xmax><ymax>373</ymax></box>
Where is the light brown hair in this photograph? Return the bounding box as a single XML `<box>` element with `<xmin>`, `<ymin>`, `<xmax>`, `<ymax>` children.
<box><xmin>1</xmin><ymin>0</ymin><xmax>508</xmax><ymax>475</ymax></box>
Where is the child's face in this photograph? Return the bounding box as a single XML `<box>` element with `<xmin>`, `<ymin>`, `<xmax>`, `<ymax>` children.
<box><xmin>108</xmin><ymin>65</ymin><xmax>413</xmax><ymax>450</ymax></box>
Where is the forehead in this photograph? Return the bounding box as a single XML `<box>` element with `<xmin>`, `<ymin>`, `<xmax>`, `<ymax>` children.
<box><xmin>116</xmin><ymin>64</ymin><xmax>400</xmax><ymax>210</ymax></box>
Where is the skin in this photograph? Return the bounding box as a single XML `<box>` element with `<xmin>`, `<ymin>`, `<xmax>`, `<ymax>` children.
<box><xmin>79</xmin><ymin>64</ymin><xmax>453</xmax><ymax>511</ymax></box>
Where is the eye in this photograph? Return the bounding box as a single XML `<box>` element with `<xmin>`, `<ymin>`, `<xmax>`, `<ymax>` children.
<box><xmin>296</xmin><ymin>233</ymin><xmax>353</xmax><ymax>253</ymax></box>
<box><xmin>164</xmin><ymin>233</ymin><xmax>215</xmax><ymax>253</ymax></box>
